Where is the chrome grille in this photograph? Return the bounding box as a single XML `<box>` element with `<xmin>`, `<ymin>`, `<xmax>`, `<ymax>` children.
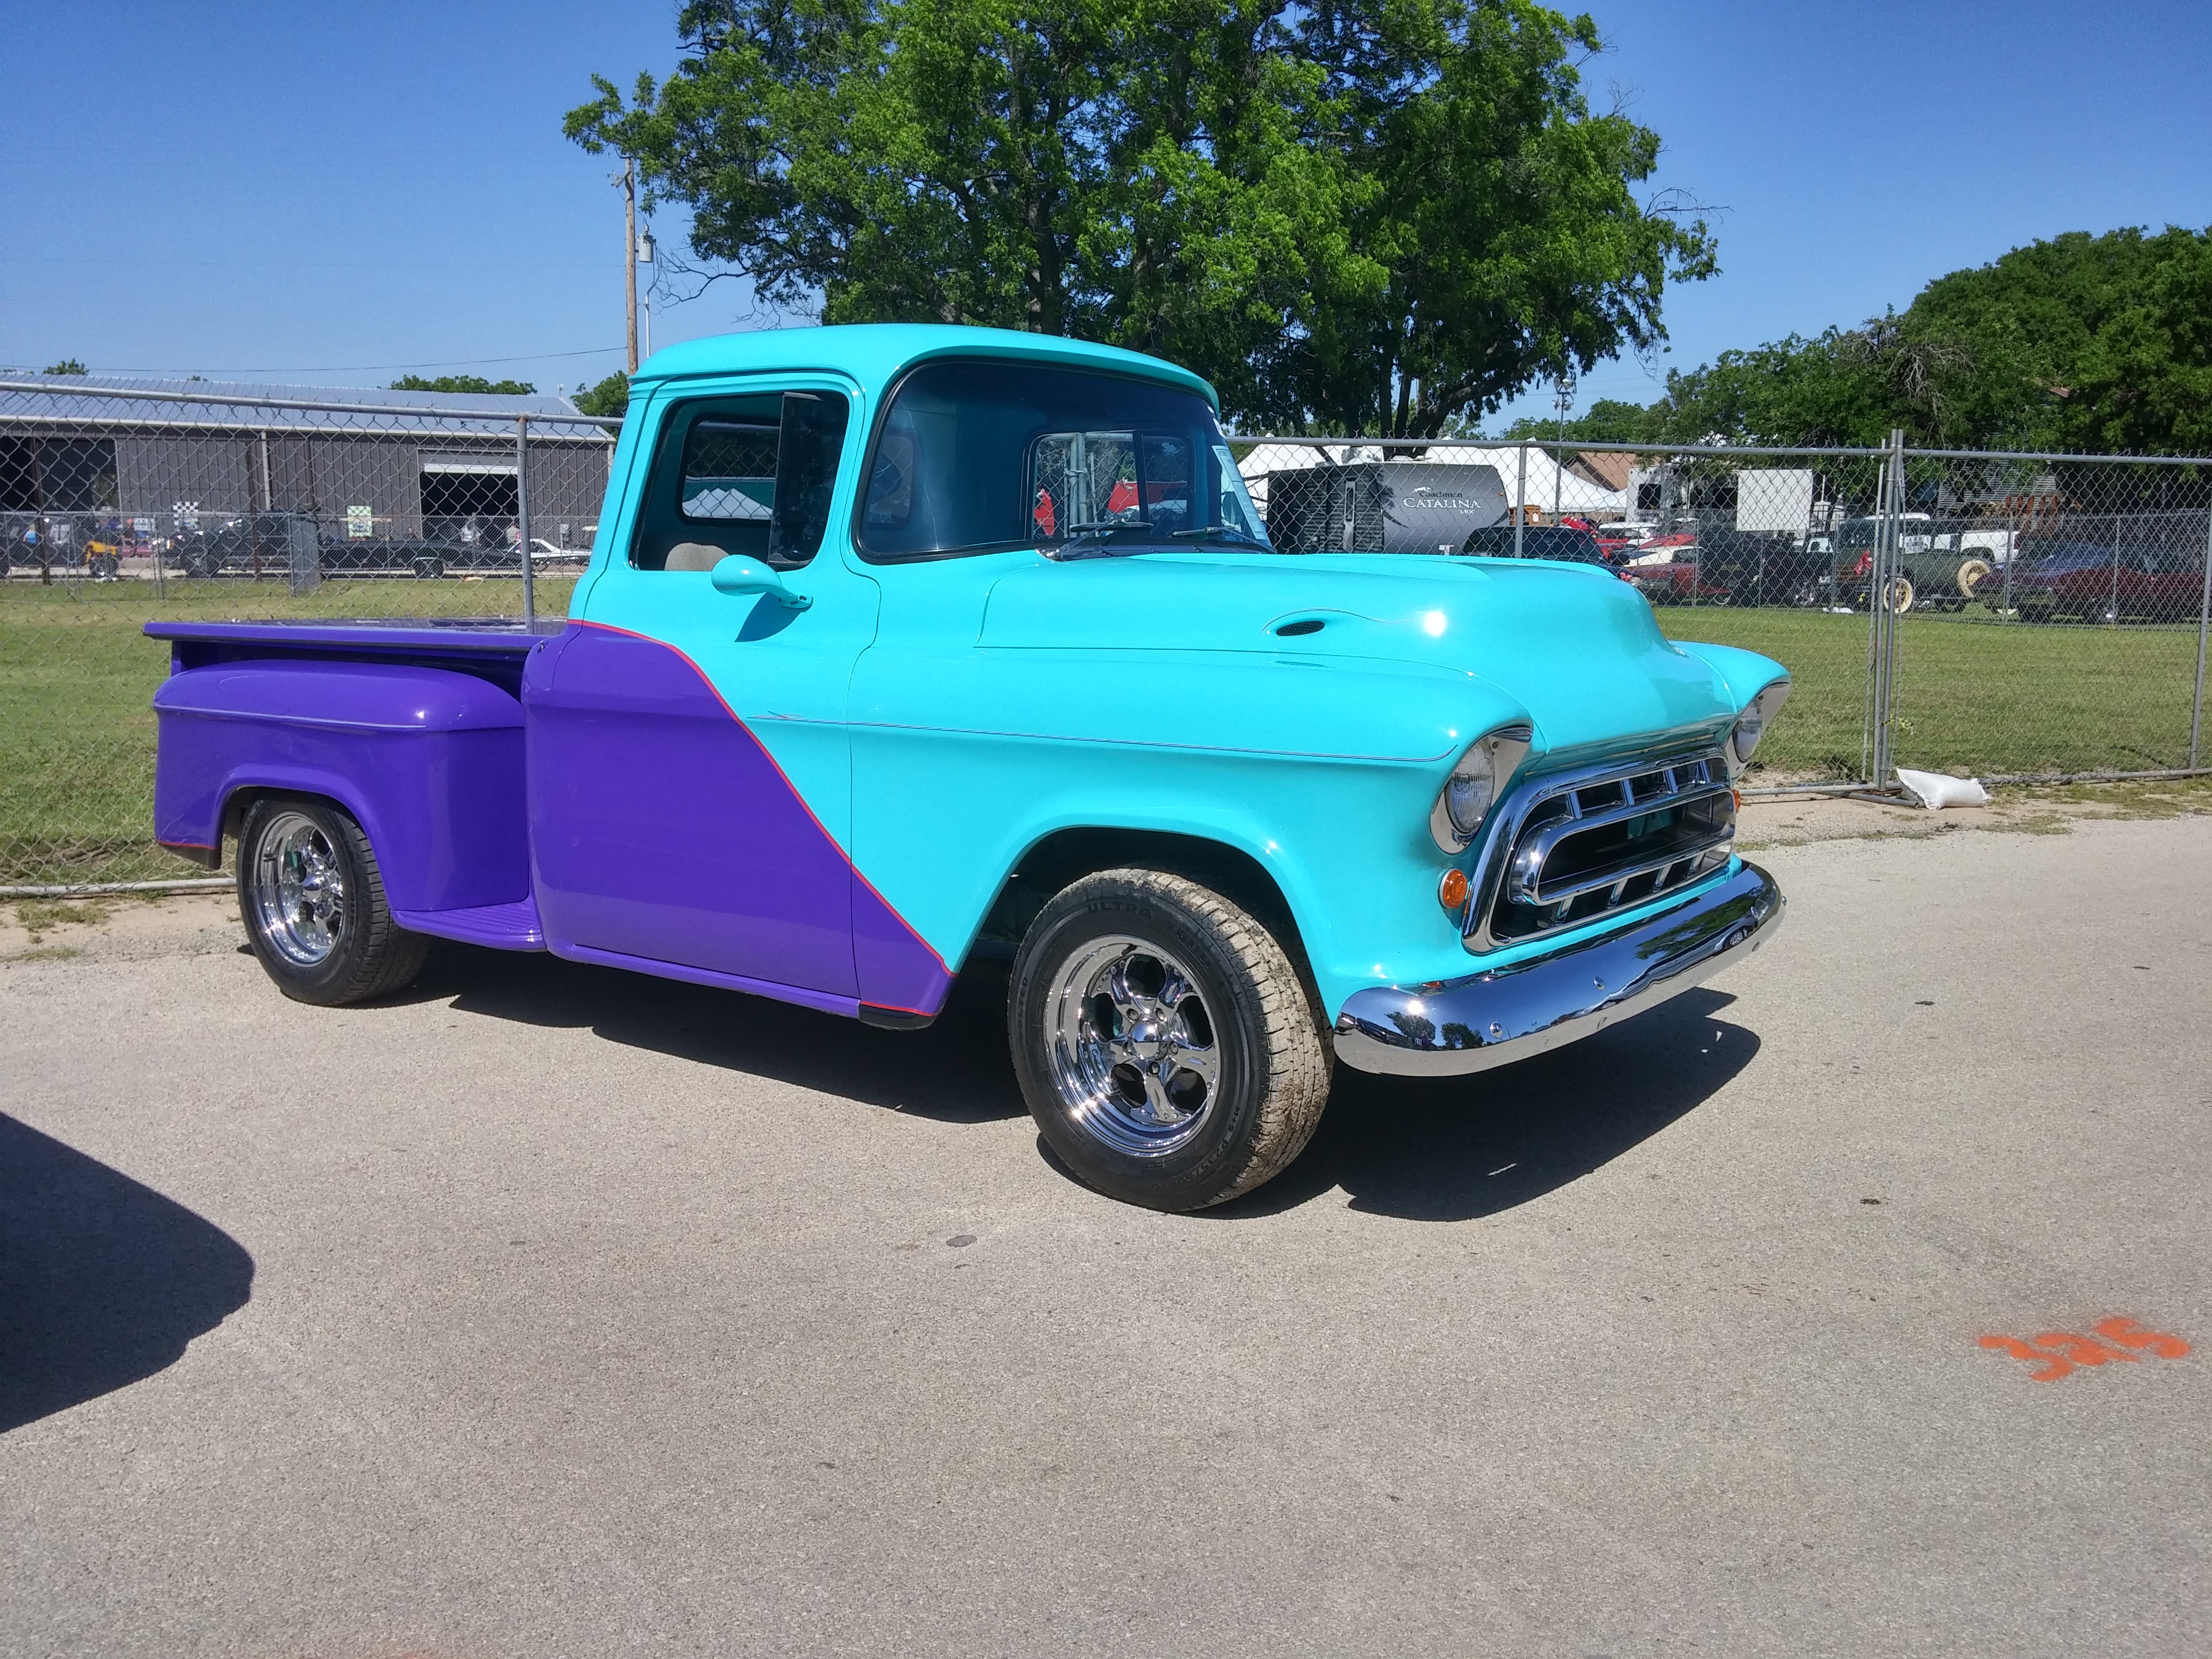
<box><xmin>1473</xmin><ymin>750</ymin><xmax>1736</xmax><ymax>948</ymax></box>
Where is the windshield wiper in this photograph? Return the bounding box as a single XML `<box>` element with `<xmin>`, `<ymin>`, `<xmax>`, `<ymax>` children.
<box><xmin>1170</xmin><ymin>525</ymin><xmax>1272</xmax><ymax>550</ymax></box>
<box><xmin>1049</xmin><ymin>522</ymin><xmax>1159</xmax><ymax>560</ymax></box>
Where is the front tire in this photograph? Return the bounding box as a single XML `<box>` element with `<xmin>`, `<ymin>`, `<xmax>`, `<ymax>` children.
<box><xmin>237</xmin><ymin>797</ymin><xmax>427</xmax><ymax>1005</ymax></box>
<box><xmin>1009</xmin><ymin>868</ymin><xmax>1332</xmax><ymax>1211</ymax></box>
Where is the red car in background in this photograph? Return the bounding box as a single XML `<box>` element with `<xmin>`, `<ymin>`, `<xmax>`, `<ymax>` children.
<box><xmin>1617</xmin><ymin>533</ymin><xmax>1723</xmax><ymax>603</ymax></box>
<box><xmin>2003</xmin><ymin>540</ymin><xmax>2209</xmax><ymax>623</ymax></box>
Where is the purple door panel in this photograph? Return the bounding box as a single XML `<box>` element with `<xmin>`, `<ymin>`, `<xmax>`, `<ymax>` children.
<box><xmin>528</xmin><ymin>622</ymin><xmax>858</xmax><ymax>994</ymax></box>
<box><xmin>153</xmin><ymin>663</ymin><xmax>529</xmax><ymax>913</ymax></box>
<box><xmin>525</xmin><ymin>623</ymin><xmax>954</xmax><ymax>1016</ymax></box>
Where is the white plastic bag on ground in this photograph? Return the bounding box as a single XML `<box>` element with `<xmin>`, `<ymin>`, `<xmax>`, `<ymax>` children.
<box><xmin>1896</xmin><ymin>767</ymin><xmax>1991</xmax><ymax>809</ymax></box>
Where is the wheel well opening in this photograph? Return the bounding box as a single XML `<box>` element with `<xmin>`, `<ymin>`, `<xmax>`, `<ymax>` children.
<box><xmin>975</xmin><ymin>827</ymin><xmax>1316</xmax><ymax>995</ymax></box>
<box><xmin>220</xmin><ymin>786</ymin><xmax>350</xmax><ymax>868</ymax></box>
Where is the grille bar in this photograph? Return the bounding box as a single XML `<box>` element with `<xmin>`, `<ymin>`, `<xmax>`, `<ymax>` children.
<box><xmin>1474</xmin><ymin>749</ymin><xmax>1737</xmax><ymax>948</ymax></box>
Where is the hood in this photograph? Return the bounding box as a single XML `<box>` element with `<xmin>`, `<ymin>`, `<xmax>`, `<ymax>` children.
<box><xmin>978</xmin><ymin>551</ymin><xmax>1743</xmax><ymax>759</ymax></box>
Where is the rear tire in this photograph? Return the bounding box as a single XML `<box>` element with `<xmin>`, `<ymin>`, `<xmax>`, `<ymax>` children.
<box><xmin>237</xmin><ymin>797</ymin><xmax>427</xmax><ymax>1006</ymax></box>
<box><xmin>1009</xmin><ymin>868</ymin><xmax>1332</xmax><ymax>1211</ymax></box>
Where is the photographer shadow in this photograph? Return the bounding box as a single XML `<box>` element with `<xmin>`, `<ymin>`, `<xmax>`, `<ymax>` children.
<box><xmin>1218</xmin><ymin>988</ymin><xmax>1757</xmax><ymax>1221</ymax></box>
<box><xmin>0</xmin><ymin>1116</ymin><xmax>254</xmax><ymax>1434</ymax></box>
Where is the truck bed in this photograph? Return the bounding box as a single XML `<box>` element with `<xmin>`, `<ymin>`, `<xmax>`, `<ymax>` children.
<box><xmin>148</xmin><ymin>616</ymin><xmax>559</xmax><ymax>673</ymax></box>
<box><xmin>146</xmin><ymin>617</ymin><xmax>565</xmax><ymax>950</ymax></box>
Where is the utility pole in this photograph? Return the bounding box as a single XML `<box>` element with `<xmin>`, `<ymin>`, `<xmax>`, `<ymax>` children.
<box><xmin>1552</xmin><ymin>372</ymin><xmax>1573</xmax><ymax>523</ymax></box>
<box><xmin>623</xmin><ymin>156</ymin><xmax>639</xmax><ymax>374</ymax></box>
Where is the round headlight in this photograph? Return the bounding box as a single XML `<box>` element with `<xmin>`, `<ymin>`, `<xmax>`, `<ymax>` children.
<box><xmin>1431</xmin><ymin>725</ymin><xmax>1532</xmax><ymax>852</ymax></box>
<box><xmin>1445</xmin><ymin>756</ymin><xmax>1496</xmax><ymax>839</ymax></box>
<box><xmin>1726</xmin><ymin>680</ymin><xmax>1791</xmax><ymax>777</ymax></box>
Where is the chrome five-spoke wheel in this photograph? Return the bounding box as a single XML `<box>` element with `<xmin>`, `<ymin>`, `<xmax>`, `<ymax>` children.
<box><xmin>1010</xmin><ymin>868</ymin><xmax>1333</xmax><ymax>1210</ymax></box>
<box><xmin>249</xmin><ymin>809</ymin><xmax>347</xmax><ymax>967</ymax></box>
<box><xmin>1048</xmin><ymin>935</ymin><xmax>1225</xmax><ymax>1155</ymax></box>
<box><xmin>237</xmin><ymin>797</ymin><xmax>427</xmax><ymax>1005</ymax></box>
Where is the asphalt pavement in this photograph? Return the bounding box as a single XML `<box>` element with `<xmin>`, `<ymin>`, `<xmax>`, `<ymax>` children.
<box><xmin>3</xmin><ymin>816</ymin><xmax>2207</xmax><ymax>1658</ymax></box>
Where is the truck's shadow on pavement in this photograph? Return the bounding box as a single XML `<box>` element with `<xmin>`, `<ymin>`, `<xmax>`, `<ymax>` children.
<box><xmin>423</xmin><ymin>945</ymin><xmax>1027</xmax><ymax>1124</ymax></box>
<box><xmin>416</xmin><ymin>944</ymin><xmax>1756</xmax><ymax>1221</ymax></box>
<box><xmin>1216</xmin><ymin>988</ymin><xmax>1757</xmax><ymax>1221</ymax></box>
<box><xmin>0</xmin><ymin>1116</ymin><xmax>255</xmax><ymax>1434</ymax></box>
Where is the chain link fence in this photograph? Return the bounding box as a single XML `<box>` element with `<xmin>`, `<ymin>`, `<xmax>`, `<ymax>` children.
<box><xmin>3</xmin><ymin>381</ymin><xmax>2208</xmax><ymax>891</ymax></box>
<box><xmin>1239</xmin><ymin>435</ymin><xmax>2212</xmax><ymax>793</ymax></box>
<box><xmin>0</xmin><ymin>378</ymin><xmax>617</xmax><ymax>889</ymax></box>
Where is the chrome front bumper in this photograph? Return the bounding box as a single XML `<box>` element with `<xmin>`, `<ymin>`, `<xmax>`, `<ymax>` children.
<box><xmin>1331</xmin><ymin>861</ymin><xmax>1783</xmax><ymax>1077</ymax></box>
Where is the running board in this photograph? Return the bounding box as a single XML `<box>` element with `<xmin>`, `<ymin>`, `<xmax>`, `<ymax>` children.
<box><xmin>394</xmin><ymin>896</ymin><xmax>547</xmax><ymax>951</ymax></box>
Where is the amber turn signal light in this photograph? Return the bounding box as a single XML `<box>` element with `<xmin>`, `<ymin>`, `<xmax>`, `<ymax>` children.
<box><xmin>1438</xmin><ymin>867</ymin><xmax>1470</xmax><ymax>911</ymax></box>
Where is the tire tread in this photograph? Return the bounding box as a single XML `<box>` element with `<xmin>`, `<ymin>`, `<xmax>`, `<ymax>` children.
<box><xmin>1012</xmin><ymin>866</ymin><xmax>1332</xmax><ymax>1209</ymax></box>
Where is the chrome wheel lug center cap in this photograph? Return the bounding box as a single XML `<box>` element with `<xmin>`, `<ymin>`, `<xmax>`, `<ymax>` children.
<box><xmin>1050</xmin><ymin>940</ymin><xmax>1224</xmax><ymax>1157</ymax></box>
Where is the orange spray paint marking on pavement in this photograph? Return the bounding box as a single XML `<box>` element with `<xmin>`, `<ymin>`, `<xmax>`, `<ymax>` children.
<box><xmin>2033</xmin><ymin>1333</ymin><xmax>2140</xmax><ymax>1365</ymax></box>
<box><xmin>2093</xmin><ymin>1316</ymin><xmax>2192</xmax><ymax>1359</ymax></box>
<box><xmin>1979</xmin><ymin>1319</ymin><xmax>2191</xmax><ymax>1381</ymax></box>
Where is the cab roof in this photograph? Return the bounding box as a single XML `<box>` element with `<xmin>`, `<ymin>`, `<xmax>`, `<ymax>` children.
<box><xmin>630</xmin><ymin>323</ymin><xmax>1220</xmax><ymax>410</ymax></box>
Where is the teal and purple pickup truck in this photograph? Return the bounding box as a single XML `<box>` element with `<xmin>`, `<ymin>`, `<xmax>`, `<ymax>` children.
<box><xmin>149</xmin><ymin>324</ymin><xmax>1788</xmax><ymax>1211</ymax></box>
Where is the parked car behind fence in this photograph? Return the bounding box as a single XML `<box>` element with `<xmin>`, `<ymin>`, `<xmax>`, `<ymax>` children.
<box><xmin>1457</xmin><ymin>523</ymin><xmax>1616</xmax><ymax>566</ymax></box>
<box><xmin>2001</xmin><ymin>539</ymin><xmax>2210</xmax><ymax>624</ymax></box>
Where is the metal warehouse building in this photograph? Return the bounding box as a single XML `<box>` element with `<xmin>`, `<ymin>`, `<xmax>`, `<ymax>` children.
<box><xmin>0</xmin><ymin>374</ymin><xmax>617</xmax><ymax>557</ymax></box>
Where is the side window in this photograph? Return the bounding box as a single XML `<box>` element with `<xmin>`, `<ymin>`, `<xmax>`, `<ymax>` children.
<box><xmin>682</xmin><ymin>419</ymin><xmax>777</xmax><ymax>526</ymax></box>
<box><xmin>631</xmin><ymin>390</ymin><xmax>851</xmax><ymax>572</ymax></box>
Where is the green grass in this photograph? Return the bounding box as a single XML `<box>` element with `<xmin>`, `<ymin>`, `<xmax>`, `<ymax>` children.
<box><xmin>1</xmin><ymin>576</ymin><xmax>572</xmax><ymax>885</ymax></box>
<box><xmin>1655</xmin><ymin>607</ymin><xmax>2209</xmax><ymax>783</ymax></box>
<box><xmin>2</xmin><ymin>577</ymin><xmax>2205</xmax><ymax>884</ymax></box>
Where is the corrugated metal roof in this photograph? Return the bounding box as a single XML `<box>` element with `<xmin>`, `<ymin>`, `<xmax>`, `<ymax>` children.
<box><xmin>0</xmin><ymin>372</ymin><xmax>605</xmax><ymax>438</ymax></box>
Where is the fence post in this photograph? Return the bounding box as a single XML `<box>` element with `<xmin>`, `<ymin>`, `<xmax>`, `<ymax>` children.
<box><xmin>1866</xmin><ymin>430</ymin><xmax>1906</xmax><ymax>788</ymax></box>
<box><xmin>1514</xmin><ymin>443</ymin><xmax>1527</xmax><ymax>559</ymax></box>
<box><xmin>516</xmin><ymin>414</ymin><xmax>534</xmax><ymax>627</ymax></box>
<box><xmin>1861</xmin><ymin>454</ymin><xmax>1882</xmax><ymax>781</ymax></box>
<box><xmin>2192</xmin><ymin>499</ymin><xmax>2212</xmax><ymax>766</ymax></box>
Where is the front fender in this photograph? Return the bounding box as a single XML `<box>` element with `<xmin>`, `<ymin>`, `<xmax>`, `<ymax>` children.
<box><xmin>843</xmin><ymin>648</ymin><xmax>1533</xmax><ymax>1018</ymax></box>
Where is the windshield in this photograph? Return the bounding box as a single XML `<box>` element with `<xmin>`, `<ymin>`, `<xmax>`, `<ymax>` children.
<box><xmin>857</xmin><ymin>359</ymin><xmax>1269</xmax><ymax>559</ymax></box>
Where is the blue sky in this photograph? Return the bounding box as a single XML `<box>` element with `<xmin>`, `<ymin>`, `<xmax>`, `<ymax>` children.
<box><xmin>5</xmin><ymin>0</ymin><xmax>2208</xmax><ymax>425</ymax></box>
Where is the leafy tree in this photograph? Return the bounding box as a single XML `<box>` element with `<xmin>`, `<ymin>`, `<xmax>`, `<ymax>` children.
<box><xmin>42</xmin><ymin>359</ymin><xmax>87</xmax><ymax>375</ymax></box>
<box><xmin>566</xmin><ymin>0</ymin><xmax>1713</xmax><ymax>434</ymax></box>
<box><xmin>1628</xmin><ymin>226</ymin><xmax>2212</xmax><ymax>455</ymax></box>
<box><xmin>1645</xmin><ymin>328</ymin><xmax>1897</xmax><ymax>447</ymax></box>
<box><xmin>1905</xmin><ymin>225</ymin><xmax>2212</xmax><ymax>454</ymax></box>
<box><xmin>387</xmin><ymin>374</ymin><xmax>538</xmax><ymax>395</ymax></box>
<box><xmin>1496</xmin><ymin>396</ymin><xmax>1663</xmax><ymax>443</ymax></box>
<box><xmin>573</xmin><ymin>371</ymin><xmax>631</xmax><ymax>417</ymax></box>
